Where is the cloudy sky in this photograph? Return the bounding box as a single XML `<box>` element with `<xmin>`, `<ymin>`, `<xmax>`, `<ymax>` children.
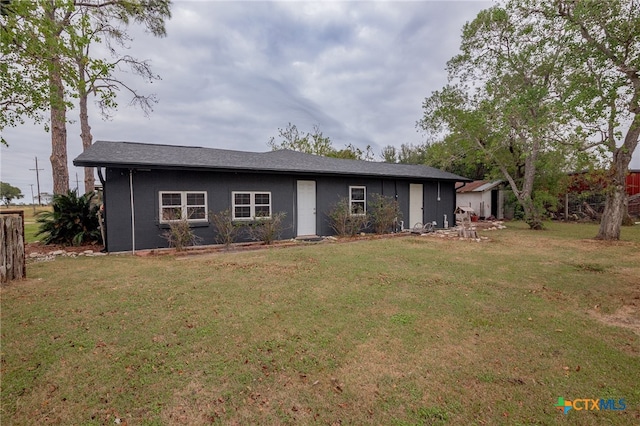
<box><xmin>2</xmin><ymin>0</ymin><xmax>639</xmax><ymax>201</ymax></box>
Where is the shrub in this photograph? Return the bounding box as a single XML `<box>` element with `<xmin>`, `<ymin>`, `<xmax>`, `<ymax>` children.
<box><xmin>36</xmin><ymin>190</ymin><xmax>102</xmax><ymax>246</ymax></box>
<box><xmin>368</xmin><ymin>193</ymin><xmax>401</xmax><ymax>234</ymax></box>
<box><xmin>327</xmin><ymin>197</ymin><xmax>369</xmax><ymax>237</ymax></box>
<box><xmin>162</xmin><ymin>218</ymin><xmax>201</xmax><ymax>251</ymax></box>
<box><xmin>210</xmin><ymin>209</ymin><xmax>241</xmax><ymax>248</ymax></box>
<box><xmin>245</xmin><ymin>212</ymin><xmax>286</xmax><ymax>245</ymax></box>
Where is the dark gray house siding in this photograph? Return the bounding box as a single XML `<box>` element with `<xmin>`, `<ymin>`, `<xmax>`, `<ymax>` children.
<box><xmin>75</xmin><ymin>141</ymin><xmax>470</xmax><ymax>252</ymax></box>
<box><xmin>104</xmin><ymin>168</ymin><xmax>297</xmax><ymax>252</ymax></box>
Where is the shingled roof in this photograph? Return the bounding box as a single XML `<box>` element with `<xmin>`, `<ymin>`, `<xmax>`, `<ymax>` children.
<box><xmin>74</xmin><ymin>141</ymin><xmax>471</xmax><ymax>181</ymax></box>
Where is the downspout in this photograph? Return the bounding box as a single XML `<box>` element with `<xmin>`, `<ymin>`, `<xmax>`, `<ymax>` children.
<box><xmin>129</xmin><ymin>169</ymin><xmax>135</xmax><ymax>255</ymax></box>
<box><xmin>394</xmin><ymin>180</ymin><xmax>402</xmax><ymax>231</ymax></box>
<box><xmin>97</xmin><ymin>168</ymin><xmax>108</xmax><ymax>252</ymax></box>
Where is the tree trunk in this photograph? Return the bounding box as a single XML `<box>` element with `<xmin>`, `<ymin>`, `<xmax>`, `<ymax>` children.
<box><xmin>496</xmin><ymin>138</ymin><xmax>545</xmax><ymax>230</ymax></box>
<box><xmin>50</xmin><ymin>54</ymin><xmax>69</xmax><ymax>195</ymax></box>
<box><xmin>79</xmin><ymin>91</ymin><xmax>94</xmax><ymax>193</ymax></box>
<box><xmin>521</xmin><ymin>195</ymin><xmax>544</xmax><ymax>230</ymax></box>
<box><xmin>596</xmin><ymin>184</ymin><xmax>627</xmax><ymax>240</ymax></box>
<box><xmin>596</xmin><ymin>116</ymin><xmax>640</xmax><ymax>240</ymax></box>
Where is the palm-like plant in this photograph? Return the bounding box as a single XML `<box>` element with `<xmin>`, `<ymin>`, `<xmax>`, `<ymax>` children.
<box><xmin>36</xmin><ymin>190</ymin><xmax>102</xmax><ymax>246</ymax></box>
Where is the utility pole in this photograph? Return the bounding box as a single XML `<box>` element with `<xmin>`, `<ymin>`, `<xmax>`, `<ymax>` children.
<box><xmin>29</xmin><ymin>157</ymin><xmax>44</xmax><ymax>206</ymax></box>
<box><xmin>29</xmin><ymin>184</ymin><xmax>36</xmax><ymax>215</ymax></box>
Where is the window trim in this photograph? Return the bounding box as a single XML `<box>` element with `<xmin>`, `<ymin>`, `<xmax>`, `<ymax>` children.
<box><xmin>159</xmin><ymin>191</ymin><xmax>208</xmax><ymax>223</ymax></box>
<box><xmin>349</xmin><ymin>186</ymin><xmax>366</xmax><ymax>216</ymax></box>
<box><xmin>231</xmin><ymin>191</ymin><xmax>272</xmax><ymax>221</ymax></box>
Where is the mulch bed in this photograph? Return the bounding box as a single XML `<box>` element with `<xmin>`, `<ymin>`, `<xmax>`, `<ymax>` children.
<box><xmin>26</xmin><ymin>242</ymin><xmax>105</xmax><ymax>256</ymax></box>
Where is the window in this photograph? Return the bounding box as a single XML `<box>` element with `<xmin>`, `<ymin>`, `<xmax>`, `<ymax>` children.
<box><xmin>349</xmin><ymin>186</ymin><xmax>366</xmax><ymax>215</ymax></box>
<box><xmin>159</xmin><ymin>191</ymin><xmax>207</xmax><ymax>223</ymax></box>
<box><xmin>232</xmin><ymin>191</ymin><xmax>271</xmax><ymax>220</ymax></box>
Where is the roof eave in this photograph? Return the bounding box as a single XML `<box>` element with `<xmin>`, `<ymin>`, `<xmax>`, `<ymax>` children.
<box><xmin>74</xmin><ymin>159</ymin><xmax>471</xmax><ymax>181</ymax></box>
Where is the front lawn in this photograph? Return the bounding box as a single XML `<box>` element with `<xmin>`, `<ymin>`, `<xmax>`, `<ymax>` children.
<box><xmin>1</xmin><ymin>222</ymin><xmax>639</xmax><ymax>425</ymax></box>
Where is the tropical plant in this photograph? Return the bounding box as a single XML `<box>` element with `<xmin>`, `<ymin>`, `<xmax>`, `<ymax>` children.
<box><xmin>35</xmin><ymin>190</ymin><xmax>101</xmax><ymax>246</ymax></box>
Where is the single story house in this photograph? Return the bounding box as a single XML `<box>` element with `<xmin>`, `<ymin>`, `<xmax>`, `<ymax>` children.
<box><xmin>455</xmin><ymin>180</ymin><xmax>504</xmax><ymax>220</ymax></box>
<box><xmin>74</xmin><ymin>141</ymin><xmax>471</xmax><ymax>252</ymax></box>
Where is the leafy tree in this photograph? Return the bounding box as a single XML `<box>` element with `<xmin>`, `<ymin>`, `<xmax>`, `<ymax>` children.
<box><xmin>330</xmin><ymin>143</ymin><xmax>375</xmax><ymax>161</ymax></box>
<box><xmin>0</xmin><ymin>182</ymin><xmax>23</xmax><ymax>207</ymax></box>
<box><xmin>36</xmin><ymin>189</ymin><xmax>101</xmax><ymax>245</ymax></box>
<box><xmin>421</xmin><ymin>136</ymin><xmax>490</xmax><ymax>181</ymax></box>
<box><xmin>380</xmin><ymin>143</ymin><xmax>429</xmax><ymax>165</ymax></box>
<box><xmin>3</xmin><ymin>1</ymin><xmax>86</xmax><ymax>193</ymax></box>
<box><xmin>1</xmin><ymin>0</ymin><xmax>170</xmax><ymax>193</ymax></box>
<box><xmin>419</xmin><ymin>5</ymin><xmax>574</xmax><ymax>229</ymax></box>
<box><xmin>0</xmin><ymin>2</ymin><xmax>49</xmax><ymax>146</ymax></box>
<box><xmin>380</xmin><ymin>145</ymin><xmax>398</xmax><ymax>163</ymax></box>
<box><xmin>397</xmin><ymin>143</ymin><xmax>428</xmax><ymax>165</ymax></box>
<box><xmin>382</xmin><ymin>140</ymin><xmax>489</xmax><ymax>179</ymax></box>
<box><xmin>268</xmin><ymin>123</ymin><xmax>374</xmax><ymax>161</ymax></box>
<box><xmin>268</xmin><ymin>123</ymin><xmax>334</xmax><ymax>156</ymax></box>
<box><xmin>530</xmin><ymin>0</ymin><xmax>640</xmax><ymax>240</ymax></box>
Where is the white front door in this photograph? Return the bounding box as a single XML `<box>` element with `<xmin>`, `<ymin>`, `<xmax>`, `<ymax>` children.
<box><xmin>409</xmin><ymin>183</ymin><xmax>423</xmax><ymax>228</ymax></box>
<box><xmin>297</xmin><ymin>180</ymin><xmax>316</xmax><ymax>236</ymax></box>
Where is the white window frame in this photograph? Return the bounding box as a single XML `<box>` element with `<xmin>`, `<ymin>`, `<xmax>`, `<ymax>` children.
<box><xmin>349</xmin><ymin>186</ymin><xmax>366</xmax><ymax>216</ymax></box>
<box><xmin>232</xmin><ymin>191</ymin><xmax>272</xmax><ymax>220</ymax></box>
<box><xmin>159</xmin><ymin>191</ymin><xmax>208</xmax><ymax>223</ymax></box>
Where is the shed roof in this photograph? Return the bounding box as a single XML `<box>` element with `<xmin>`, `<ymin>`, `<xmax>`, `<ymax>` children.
<box><xmin>456</xmin><ymin>180</ymin><xmax>503</xmax><ymax>193</ymax></box>
<box><xmin>74</xmin><ymin>141</ymin><xmax>471</xmax><ymax>181</ymax></box>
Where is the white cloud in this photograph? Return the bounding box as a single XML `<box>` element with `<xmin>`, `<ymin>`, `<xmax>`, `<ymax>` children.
<box><xmin>0</xmin><ymin>1</ymin><xmax>519</xmax><ymax>200</ymax></box>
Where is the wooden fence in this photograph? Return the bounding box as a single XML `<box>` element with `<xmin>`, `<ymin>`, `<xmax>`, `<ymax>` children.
<box><xmin>1</xmin><ymin>210</ymin><xmax>26</xmax><ymax>284</ymax></box>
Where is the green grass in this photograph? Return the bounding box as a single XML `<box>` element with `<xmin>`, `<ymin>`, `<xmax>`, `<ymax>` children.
<box><xmin>1</xmin><ymin>223</ymin><xmax>639</xmax><ymax>425</ymax></box>
<box><xmin>1</xmin><ymin>206</ymin><xmax>52</xmax><ymax>243</ymax></box>
<box><xmin>24</xmin><ymin>222</ymin><xmax>41</xmax><ymax>243</ymax></box>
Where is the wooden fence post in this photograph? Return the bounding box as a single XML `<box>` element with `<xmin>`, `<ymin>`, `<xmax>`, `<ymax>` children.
<box><xmin>1</xmin><ymin>210</ymin><xmax>26</xmax><ymax>284</ymax></box>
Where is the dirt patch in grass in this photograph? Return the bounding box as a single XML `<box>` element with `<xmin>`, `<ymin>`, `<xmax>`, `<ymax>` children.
<box><xmin>161</xmin><ymin>377</ymin><xmax>227</xmax><ymax>425</ymax></box>
<box><xmin>591</xmin><ymin>305</ymin><xmax>640</xmax><ymax>336</ymax></box>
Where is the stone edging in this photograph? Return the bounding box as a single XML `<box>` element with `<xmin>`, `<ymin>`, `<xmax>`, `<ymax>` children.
<box><xmin>28</xmin><ymin>249</ymin><xmax>107</xmax><ymax>263</ymax></box>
